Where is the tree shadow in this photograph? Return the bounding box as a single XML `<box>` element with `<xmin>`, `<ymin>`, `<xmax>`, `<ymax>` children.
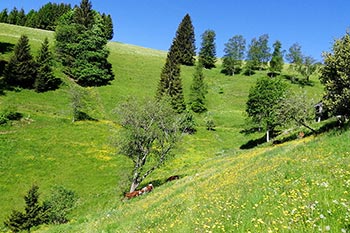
<box><xmin>0</xmin><ymin>42</ymin><xmax>15</xmax><ymax>54</ymax></box>
<box><xmin>281</xmin><ymin>74</ymin><xmax>314</xmax><ymax>87</ymax></box>
<box><xmin>74</xmin><ymin>111</ymin><xmax>98</xmax><ymax>122</ymax></box>
<box><xmin>240</xmin><ymin>135</ymin><xmax>266</xmax><ymax>149</ymax></box>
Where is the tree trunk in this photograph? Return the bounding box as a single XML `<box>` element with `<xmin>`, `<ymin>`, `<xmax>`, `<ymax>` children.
<box><xmin>129</xmin><ymin>180</ymin><xmax>139</xmax><ymax>193</ymax></box>
<box><xmin>266</xmin><ymin>129</ymin><xmax>270</xmax><ymax>142</ymax></box>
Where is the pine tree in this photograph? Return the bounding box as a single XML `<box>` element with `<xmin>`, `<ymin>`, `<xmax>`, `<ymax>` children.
<box><xmin>4</xmin><ymin>35</ymin><xmax>37</xmax><ymax>89</ymax></box>
<box><xmin>156</xmin><ymin>50</ymin><xmax>186</xmax><ymax>113</ymax></box>
<box><xmin>17</xmin><ymin>8</ymin><xmax>26</xmax><ymax>26</ymax></box>
<box><xmin>35</xmin><ymin>38</ymin><xmax>61</xmax><ymax>92</ymax></box>
<box><xmin>55</xmin><ymin>4</ymin><xmax>114</xmax><ymax>87</ymax></box>
<box><xmin>4</xmin><ymin>185</ymin><xmax>45</xmax><ymax>232</ymax></box>
<box><xmin>102</xmin><ymin>13</ymin><xmax>114</xmax><ymax>40</ymax></box>
<box><xmin>74</xmin><ymin>0</ymin><xmax>94</xmax><ymax>29</ymax></box>
<box><xmin>172</xmin><ymin>14</ymin><xmax>196</xmax><ymax>66</ymax></box>
<box><xmin>0</xmin><ymin>8</ymin><xmax>9</xmax><ymax>23</ymax></box>
<box><xmin>198</xmin><ymin>29</ymin><xmax>217</xmax><ymax>69</ymax></box>
<box><xmin>269</xmin><ymin>40</ymin><xmax>284</xmax><ymax>76</ymax></box>
<box><xmin>8</xmin><ymin>7</ymin><xmax>19</xmax><ymax>25</ymax></box>
<box><xmin>189</xmin><ymin>63</ymin><xmax>207</xmax><ymax>113</ymax></box>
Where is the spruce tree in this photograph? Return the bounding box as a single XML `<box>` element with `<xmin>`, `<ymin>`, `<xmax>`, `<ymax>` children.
<box><xmin>102</xmin><ymin>13</ymin><xmax>114</xmax><ymax>40</ymax></box>
<box><xmin>55</xmin><ymin>1</ymin><xmax>114</xmax><ymax>87</ymax></box>
<box><xmin>172</xmin><ymin>14</ymin><xmax>196</xmax><ymax>66</ymax></box>
<box><xmin>7</xmin><ymin>7</ymin><xmax>19</xmax><ymax>25</ymax></box>
<box><xmin>4</xmin><ymin>185</ymin><xmax>45</xmax><ymax>232</ymax></box>
<box><xmin>198</xmin><ymin>30</ymin><xmax>217</xmax><ymax>69</ymax></box>
<box><xmin>189</xmin><ymin>63</ymin><xmax>207</xmax><ymax>113</ymax></box>
<box><xmin>0</xmin><ymin>8</ymin><xmax>9</xmax><ymax>23</ymax></box>
<box><xmin>157</xmin><ymin>50</ymin><xmax>186</xmax><ymax>113</ymax></box>
<box><xmin>269</xmin><ymin>40</ymin><xmax>284</xmax><ymax>76</ymax></box>
<box><xmin>4</xmin><ymin>35</ymin><xmax>36</xmax><ymax>89</ymax></box>
<box><xmin>35</xmin><ymin>38</ymin><xmax>61</xmax><ymax>92</ymax></box>
<box><xmin>74</xmin><ymin>0</ymin><xmax>94</xmax><ymax>29</ymax></box>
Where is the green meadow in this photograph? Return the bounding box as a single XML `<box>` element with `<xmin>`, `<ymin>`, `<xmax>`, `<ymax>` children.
<box><xmin>1</xmin><ymin>23</ymin><xmax>349</xmax><ymax>232</ymax></box>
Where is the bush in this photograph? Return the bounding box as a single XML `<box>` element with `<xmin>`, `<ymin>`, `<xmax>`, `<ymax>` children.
<box><xmin>43</xmin><ymin>186</ymin><xmax>78</xmax><ymax>224</ymax></box>
<box><xmin>0</xmin><ymin>106</ymin><xmax>22</xmax><ymax>125</ymax></box>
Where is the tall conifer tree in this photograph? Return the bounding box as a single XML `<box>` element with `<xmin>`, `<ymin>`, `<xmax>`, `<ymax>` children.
<box><xmin>74</xmin><ymin>0</ymin><xmax>94</xmax><ymax>29</ymax></box>
<box><xmin>35</xmin><ymin>38</ymin><xmax>61</xmax><ymax>92</ymax></box>
<box><xmin>173</xmin><ymin>14</ymin><xmax>196</xmax><ymax>66</ymax></box>
<box><xmin>189</xmin><ymin>63</ymin><xmax>207</xmax><ymax>113</ymax></box>
<box><xmin>4</xmin><ymin>35</ymin><xmax>36</xmax><ymax>89</ymax></box>
<box><xmin>269</xmin><ymin>40</ymin><xmax>284</xmax><ymax>75</ymax></box>
<box><xmin>198</xmin><ymin>30</ymin><xmax>217</xmax><ymax>69</ymax></box>
<box><xmin>157</xmin><ymin>48</ymin><xmax>186</xmax><ymax>113</ymax></box>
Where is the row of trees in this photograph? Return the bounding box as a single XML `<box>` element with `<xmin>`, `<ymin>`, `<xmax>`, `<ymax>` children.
<box><xmin>1</xmin><ymin>0</ymin><xmax>115</xmax><ymax>90</ymax></box>
<box><xmin>0</xmin><ymin>3</ymin><xmax>113</xmax><ymax>40</ymax></box>
<box><xmin>2</xmin><ymin>35</ymin><xmax>61</xmax><ymax>92</ymax></box>
<box><xmin>245</xmin><ymin>31</ymin><xmax>350</xmax><ymax>142</ymax></box>
<box><xmin>222</xmin><ymin>34</ymin><xmax>318</xmax><ymax>79</ymax></box>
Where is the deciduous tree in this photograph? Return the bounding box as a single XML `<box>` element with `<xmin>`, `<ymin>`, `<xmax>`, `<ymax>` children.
<box><xmin>222</xmin><ymin>35</ymin><xmax>246</xmax><ymax>76</ymax></box>
<box><xmin>246</xmin><ymin>76</ymin><xmax>287</xmax><ymax>142</ymax></box>
<box><xmin>320</xmin><ymin>32</ymin><xmax>350</xmax><ymax>117</ymax></box>
<box><xmin>116</xmin><ymin>98</ymin><xmax>181</xmax><ymax>192</ymax></box>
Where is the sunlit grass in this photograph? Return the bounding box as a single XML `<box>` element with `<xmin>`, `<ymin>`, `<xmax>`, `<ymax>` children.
<box><xmin>0</xmin><ymin>23</ymin><xmax>347</xmax><ymax>232</ymax></box>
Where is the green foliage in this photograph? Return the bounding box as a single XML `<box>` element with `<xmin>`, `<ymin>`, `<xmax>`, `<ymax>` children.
<box><xmin>101</xmin><ymin>13</ymin><xmax>114</xmax><ymax>40</ymax></box>
<box><xmin>179</xmin><ymin>110</ymin><xmax>197</xmax><ymax>134</ymax></box>
<box><xmin>43</xmin><ymin>186</ymin><xmax>78</xmax><ymax>224</ymax></box>
<box><xmin>157</xmin><ymin>48</ymin><xmax>186</xmax><ymax>113</ymax></box>
<box><xmin>34</xmin><ymin>38</ymin><xmax>61</xmax><ymax>92</ymax></box>
<box><xmin>74</xmin><ymin>0</ymin><xmax>94</xmax><ymax>29</ymax></box>
<box><xmin>55</xmin><ymin>7</ymin><xmax>114</xmax><ymax>87</ymax></box>
<box><xmin>35</xmin><ymin>3</ymin><xmax>72</xmax><ymax>30</ymax></box>
<box><xmin>115</xmin><ymin>98</ymin><xmax>181</xmax><ymax>192</ymax></box>
<box><xmin>222</xmin><ymin>35</ymin><xmax>246</xmax><ymax>76</ymax></box>
<box><xmin>0</xmin><ymin>9</ymin><xmax>8</xmax><ymax>23</ymax></box>
<box><xmin>7</xmin><ymin>7</ymin><xmax>19</xmax><ymax>25</ymax></box>
<box><xmin>269</xmin><ymin>40</ymin><xmax>284</xmax><ymax>75</ymax></box>
<box><xmin>198</xmin><ymin>29</ymin><xmax>217</xmax><ymax>69</ymax></box>
<box><xmin>297</xmin><ymin>56</ymin><xmax>317</xmax><ymax>82</ymax></box>
<box><xmin>278</xmin><ymin>90</ymin><xmax>317</xmax><ymax>133</ymax></box>
<box><xmin>0</xmin><ymin>105</ymin><xmax>22</xmax><ymax>125</ymax></box>
<box><xmin>320</xmin><ymin>32</ymin><xmax>350</xmax><ymax>117</ymax></box>
<box><xmin>3</xmin><ymin>35</ymin><xmax>36</xmax><ymax>89</ymax></box>
<box><xmin>172</xmin><ymin>14</ymin><xmax>196</xmax><ymax>66</ymax></box>
<box><xmin>286</xmin><ymin>43</ymin><xmax>303</xmax><ymax>65</ymax></box>
<box><xmin>246</xmin><ymin>34</ymin><xmax>271</xmax><ymax>70</ymax></box>
<box><xmin>189</xmin><ymin>63</ymin><xmax>207</xmax><ymax>113</ymax></box>
<box><xmin>4</xmin><ymin>185</ymin><xmax>45</xmax><ymax>232</ymax></box>
<box><xmin>246</xmin><ymin>76</ymin><xmax>288</xmax><ymax>142</ymax></box>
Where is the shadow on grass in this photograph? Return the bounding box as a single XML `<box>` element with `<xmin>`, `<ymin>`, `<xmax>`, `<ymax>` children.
<box><xmin>0</xmin><ymin>42</ymin><xmax>15</xmax><ymax>54</ymax></box>
<box><xmin>281</xmin><ymin>74</ymin><xmax>314</xmax><ymax>87</ymax></box>
<box><xmin>74</xmin><ymin>111</ymin><xmax>98</xmax><ymax>122</ymax></box>
<box><xmin>240</xmin><ymin>119</ymin><xmax>349</xmax><ymax>149</ymax></box>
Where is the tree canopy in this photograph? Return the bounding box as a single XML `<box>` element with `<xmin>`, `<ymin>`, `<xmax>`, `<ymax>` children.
<box><xmin>246</xmin><ymin>76</ymin><xmax>288</xmax><ymax>142</ymax></box>
<box><xmin>222</xmin><ymin>35</ymin><xmax>246</xmax><ymax>76</ymax></box>
<box><xmin>198</xmin><ymin>29</ymin><xmax>217</xmax><ymax>69</ymax></box>
<box><xmin>55</xmin><ymin>1</ymin><xmax>114</xmax><ymax>87</ymax></box>
<box><xmin>116</xmin><ymin>98</ymin><xmax>182</xmax><ymax>192</ymax></box>
<box><xmin>320</xmin><ymin>32</ymin><xmax>350</xmax><ymax>117</ymax></box>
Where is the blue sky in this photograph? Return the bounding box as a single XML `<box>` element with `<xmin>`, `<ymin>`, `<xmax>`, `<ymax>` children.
<box><xmin>1</xmin><ymin>0</ymin><xmax>349</xmax><ymax>61</ymax></box>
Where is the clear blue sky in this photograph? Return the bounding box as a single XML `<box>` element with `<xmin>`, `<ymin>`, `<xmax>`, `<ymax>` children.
<box><xmin>1</xmin><ymin>0</ymin><xmax>349</xmax><ymax>61</ymax></box>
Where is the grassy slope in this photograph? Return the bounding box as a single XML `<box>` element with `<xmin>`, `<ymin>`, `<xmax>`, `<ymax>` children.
<box><xmin>1</xmin><ymin>23</ymin><xmax>349</xmax><ymax>232</ymax></box>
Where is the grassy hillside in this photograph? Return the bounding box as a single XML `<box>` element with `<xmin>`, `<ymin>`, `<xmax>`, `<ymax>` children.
<box><xmin>1</xmin><ymin>23</ymin><xmax>349</xmax><ymax>232</ymax></box>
